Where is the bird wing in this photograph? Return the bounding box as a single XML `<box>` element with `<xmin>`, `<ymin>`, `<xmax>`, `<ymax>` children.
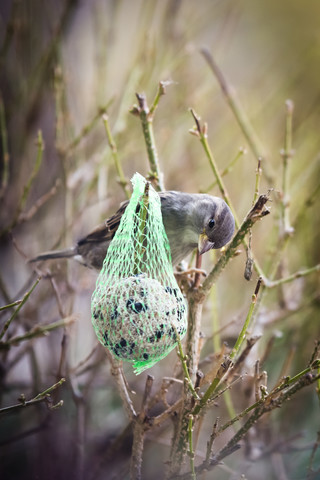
<box><xmin>77</xmin><ymin>200</ymin><xmax>129</xmax><ymax>246</ymax></box>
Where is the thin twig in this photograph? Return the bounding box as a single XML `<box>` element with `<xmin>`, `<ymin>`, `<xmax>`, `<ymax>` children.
<box><xmin>253</xmin><ymin>157</ymin><xmax>262</xmax><ymax>205</ymax></box>
<box><xmin>18</xmin><ymin>179</ymin><xmax>62</xmax><ymax>223</ymax></box>
<box><xmin>189</xmin><ymin>108</ymin><xmax>267</xmax><ymax>281</ymax></box>
<box><xmin>307</xmin><ymin>431</ymin><xmax>320</xmax><ymax>478</ymax></box>
<box><xmin>215</xmin><ymin>371</ymin><xmax>320</xmax><ymax>465</ymax></box>
<box><xmin>0</xmin><ymin>300</ymin><xmax>22</xmax><ymax>312</ymax></box>
<box><xmin>200</xmin><ymin>46</ymin><xmax>273</xmax><ymax>184</ymax></box>
<box><xmin>192</xmin><ymin>357</ymin><xmax>232</xmax><ymax>416</ymax></box>
<box><xmin>0</xmin><ymin>277</ymin><xmax>41</xmax><ymax>341</ymax></box>
<box><xmin>108</xmin><ymin>353</ymin><xmax>136</xmax><ymax>419</ymax></box>
<box><xmin>229</xmin><ymin>278</ymin><xmax>262</xmax><ymax>360</ymax></box>
<box><xmin>0</xmin><ymin>316</ymin><xmax>75</xmax><ymax>348</ymax></box>
<box><xmin>69</xmin><ymin>373</ymin><xmax>86</xmax><ymax>480</ymax></box>
<box><xmin>0</xmin><ymin>131</ymin><xmax>44</xmax><ymax>237</ymax></box>
<box><xmin>102</xmin><ymin>114</ymin><xmax>130</xmax><ymax>198</ymax></box>
<box><xmin>187</xmin><ymin>415</ymin><xmax>196</xmax><ymax>480</ymax></box>
<box><xmin>130</xmin><ymin>85</ymin><xmax>166</xmax><ymax>191</ymax></box>
<box><xmin>280</xmin><ymin>100</ymin><xmax>295</xmax><ymax>237</ymax></box>
<box><xmin>205</xmin><ymin>417</ymin><xmax>219</xmax><ymax>466</ymax></box>
<box><xmin>131</xmin><ymin>375</ymin><xmax>154</xmax><ymax>480</ymax></box>
<box><xmin>0</xmin><ymin>378</ymin><xmax>65</xmax><ymax>416</ymax></box>
<box><xmin>61</xmin><ymin>99</ymin><xmax>114</xmax><ymax>156</ymax></box>
<box><xmin>201</xmin><ymin>147</ymin><xmax>246</xmax><ymax>193</ymax></box>
<box><xmin>149</xmin><ymin>80</ymin><xmax>168</xmax><ymax>116</ymax></box>
<box><xmin>175</xmin><ymin>328</ymin><xmax>200</xmax><ymax>401</ymax></box>
<box><xmin>263</xmin><ymin>264</ymin><xmax>320</xmax><ymax>289</ymax></box>
<box><xmin>189</xmin><ymin>108</ymin><xmax>234</xmax><ymax>215</ymax></box>
<box><xmin>174</xmin><ymin>366</ymin><xmax>320</xmax><ymax>479</ymax></box>
<box><xmin>0</xmin><ymin>94</ymin><xmax>9</xmax><ymax>200</ymax></box>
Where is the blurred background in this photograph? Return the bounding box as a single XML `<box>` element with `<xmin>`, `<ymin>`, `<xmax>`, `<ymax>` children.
<box><xmin>0</xmin><ymin>0</ymin><xmax>319</xmax><ymax>479</ymax></box>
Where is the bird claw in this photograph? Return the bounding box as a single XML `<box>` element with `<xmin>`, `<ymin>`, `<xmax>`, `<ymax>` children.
<box><xmin>175</xmin><ymin>268</ymin><xmax>207</xmax><ymax>278</ymax></box>
<box><xmin>174</xmin><ymin>267</ymin><xmax>207</xmax><ymax>289</ymax></box>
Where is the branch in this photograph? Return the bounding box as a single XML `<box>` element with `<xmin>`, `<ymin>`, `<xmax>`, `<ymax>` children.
<box><xmin>130</xmin><ymin>375</ymin><xmax>154</xmax><ymax>480</ymax></box>
<box><xmin>0</xmin><ymin>378</ymin><xmax>65</xmax><ymax>416</ymax></box>
<box><xmin>102</xmin><ymin>114</ymin><xmax>130</xmax><ymax>198</ymax></box>
<box><xmin>0</xmin><ymin>277</ymin><xmax>41</xmax><ymax>341</ymax></box>
<box><xmin>108</xmin><ymin>353</ymin><xmax>136</xmax><ymax>420</ymax></box>
<box><xmin>189</xmin><ymin>108</ymin><xmax>234</xmax><ymax>215</ymax></box>
<box><xmin>59</xmin><ymin>99</ymin><xmax>114</xmax><ymax>156</ymax></box>
<box><xmin>229</xmin><ymin>278</ymin><xmax>262</xmax><ymax>360</ymax></box>
<box><xmin>130</xmin><ymin>82</ymin><xmax>167</xmax><ymax>191</ymax></box>
<box><xmin>177</xmin><ymin>366</ymin><xmax>320</xmax><ymax>479</ymax></box>
<box><xmin>0</xmin><ymin>316</ymin><xmax>75</xmax><ymax>349</ymax></box>
<box><xmin>0</xmin><ymin>94</ymin><xmax>9</xmax><ymax>200</ymax></box>
<box><xmin>189</xmin><ymin>108</ymin><xmax>268</xmax><ymax>281</ymax></box>
<box><xmin>201</xmin><ymin>147</ymin><xmax>246</xmax><ymax>193</ymax></box>
<box><xmin>175</xmin><ymin>328</ymin><xmax>200</xmax><ymax>401</ymax></box>
<box><xmin>263</xmin><ymin>264</ymin><xmax>320</xmax><ymax>289</ymax></box>
<box><xmin>187</xmin><ymin>415</ymin><xmax>196</xmax><ymax>480</ymax></box>
<box><xmin>280</xmin><ymin>99</ymin><xmax>295</xmax><ymax>238</ymax></box>
<box><xmin>200</xmin><ymin>46</ymin><xmax>273</xmax><ymax>184</ymax></box>
<box><xmin>18</xmin><ymin>178</ymin><xmax>62</xmax><ymax>223</ymax></box>
<box><xmin>0</xmin><ymin>130</ymin><xmax>44</xmax><ymax>237</ymax></box>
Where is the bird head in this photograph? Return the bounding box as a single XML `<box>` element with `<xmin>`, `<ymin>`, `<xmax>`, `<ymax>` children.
<box><xmin>197</xmin><ymin>196</ymin><xmax>235</xmax><ymax>256</ymax></box>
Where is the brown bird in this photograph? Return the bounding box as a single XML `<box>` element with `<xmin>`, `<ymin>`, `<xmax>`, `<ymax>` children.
<box><xmin>29</xmin><ymin>191</ymin><xmax>235</xmax><ymax>270</ymax></box>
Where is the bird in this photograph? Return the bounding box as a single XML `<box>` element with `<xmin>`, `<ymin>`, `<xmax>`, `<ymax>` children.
<box><xmin>29</xmin><ymin>191</ymin><xmax>235</xmax><ymax>270</ymax></box>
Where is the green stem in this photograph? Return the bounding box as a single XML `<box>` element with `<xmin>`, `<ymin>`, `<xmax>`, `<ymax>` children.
<box><xmin>61</xmin><ymin>100</ymin><xmax>114</xmax><ymax>155</ymax></box>
<box><xmin>20</xmin><ymin>131</ymin><xmax>44</xmax><ymax>211</ymax></box>
<box><xmin>0</xmin><ymin>316</ymin><xmax>74</xmax><ymax>348</ymax></box>
<box><xmin>216</xmin><ymin>372</ymin><xmax>320</xmax><ymax>464</ymax></box>
<box><xmin>0</xmin><ymin>94</ymin><xmax>9</xmax><ymax>198</ymax></box>
<box><xmin>190</xmin><ymin>109</ymin><xmax>235</xmax><ymax>219</ymax></box>
<box><xmin>0</xmin><ymin>299</ymin><xmax>21</xmax><ymax>312</ymax></box>
<box><xmin>230</xmin><ymin>278</ymin><xmax>262</xmax><ymax>360</ymax></box>
<box><xmin>210</xmin><ymin>281</ymin><xmax>220</xmax><ymax>352</ymax></box>
<box><xmin>175</xmin><ymin>329</ymin><xmax>200</xmax><ymax>401</ymax></box>
<box><xmin>198</xmin><ymin>378</ymin><xmax>220</xmax><ymax>410</ymax></box>
<box><xmin>33</xmin><ymin>377</ymin><xmax>66</xmax><ymax>399</ymax></box>
<box><xmin>0</xmin><ymin>131</ymin><xmax>44</xmax><ymax>236</ymax></box>
<box><xmin>193</xmin><ymin>358</ymin><xmax>233</xmax><ymax>415</ymax></box>
<box><xmin>149</xmin><ymin>81</ymin><xmax>167</xmax><ymax>116</ymax></box>
<box><xmin>203</xmin><ymin>147</ymin><xmax>246</xmax><ymax>193</ymax></box>
<box><xmin>281</xmin><ymin>100</ymin><xmax>294</xmax><ymax>236</ymax></box>
<box><xmin>0</xmin><ymin>378</ymin><xmax>65</xmax><ymax>415</ymax></box>
<box><xmin>223</xmin><ymin>389</ymin><xmax>237</xmax><ymax>423</ymax></box>
<box><xmin>102</xmin><ymin>114</ymin><xmax>130</xmax><ymax>199</ymax></box>
<box><xmin>200</xmin><ymin>47</ymin><xmax>273</xmax><ymax>184</ymax></box>
<box><xmin>253</xmin><ymin>158</ymin><xmax>262</xmax><ymax>205</ymax></box>
<box><xmin>188</xmin><ymin>415</ymin><xmax>197</xmax><ymax>480</ymax></box>
<box><xmin>0</xmin><ymin>277</ymin><xmax>41</xmax><ymax>340</ymax></box>
<box><xmin>131</xmin><ymin>91</ymin><xmax>165</xmax><ymax>191</ymax></box>
<box><xmin>217</xmin><ymin>398</ymin><xmax>263</xmax><ymax>437</ymax></box>
<box><xmin>190</xmin><ymin>108</ymin><xmax>267</xmax><ymax>281</ymax></box>
<box><xmin>263</xmin><ymin>264</ymin><xmax>320</xmax><ymax>288</ymax></box>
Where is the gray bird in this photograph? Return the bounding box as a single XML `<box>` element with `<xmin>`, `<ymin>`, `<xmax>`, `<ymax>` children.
<box><xmin>29</xmin><ymin>192</ymin><xmax>235</xmax><ymax>270</ymax></box>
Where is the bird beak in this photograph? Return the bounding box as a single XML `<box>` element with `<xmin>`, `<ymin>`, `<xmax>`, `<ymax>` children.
<box><xmin>198</xmin><ymin>233</ymin><xmax>215</xmax><ymax>255</ymax></box>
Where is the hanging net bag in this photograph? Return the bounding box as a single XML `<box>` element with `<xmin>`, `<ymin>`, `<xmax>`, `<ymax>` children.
<box><xmin>91</xmin><ymin>173</ymin><xmax>187</xmax><ymax>374</ymax></box>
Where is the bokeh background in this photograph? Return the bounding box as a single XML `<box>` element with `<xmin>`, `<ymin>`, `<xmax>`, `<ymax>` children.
<box><xmin>0</xmin><ymin>1</ymin><xmax>319</xmax><ymax>479</ymax></box>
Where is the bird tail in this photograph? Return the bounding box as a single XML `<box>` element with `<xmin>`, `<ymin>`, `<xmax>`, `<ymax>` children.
<box><xmin>29</xmin><ymin>247</ymin><xmax>77</xmax><ymax>263</ymax></box>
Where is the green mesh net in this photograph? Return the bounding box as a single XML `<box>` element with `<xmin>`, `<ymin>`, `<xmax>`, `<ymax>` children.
<box><xmin>91</xmin><ymin>173</ymin><xmax>187</xmax><ymax>374</ymax></box>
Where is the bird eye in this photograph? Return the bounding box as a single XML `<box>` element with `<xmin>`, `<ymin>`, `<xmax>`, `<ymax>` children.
<box><xmin>208</xmin><ymin>218</ymin><xmax>215</xmax><ymax>229</ymax></box>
